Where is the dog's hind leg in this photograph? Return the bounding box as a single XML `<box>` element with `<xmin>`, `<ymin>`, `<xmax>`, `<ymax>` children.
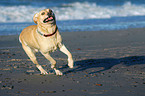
<box><xmin>41</xmin><ymin>52</ymin><xmax>63</xmax><ymax>75</ymax></box>
<box><xmin>59</xmin><ymin>44</ymin><xmax>74</xmax><ymax>68</ymax></box>
<box><xmin>22</xmin><ymin>44</ymin><xmax>48</xmax><ymax>74</ymax></box>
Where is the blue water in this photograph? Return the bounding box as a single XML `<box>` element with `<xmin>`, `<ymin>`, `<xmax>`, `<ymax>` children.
<box><xmin>0</xmin><ymin>0</ymin><xmax>145</xmax><ymax>35</ymax></box>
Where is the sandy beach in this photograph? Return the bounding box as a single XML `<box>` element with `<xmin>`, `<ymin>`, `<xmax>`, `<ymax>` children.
<box><xmin>0</xmin><ymin>28</ymin><xmax>145</xmax><ymax>96</ymax></box>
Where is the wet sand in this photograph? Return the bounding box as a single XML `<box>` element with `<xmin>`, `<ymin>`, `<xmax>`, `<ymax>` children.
<box><xmin>0</xmin><ymin>28</ymin><xmax>145</xmax><ymax>96</ymax></box>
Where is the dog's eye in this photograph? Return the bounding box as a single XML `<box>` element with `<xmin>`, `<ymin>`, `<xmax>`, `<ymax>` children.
<box><xmin>41</xmin><ymin>12</ymin><xmax>45</xmax><ymax>15</ymax></box>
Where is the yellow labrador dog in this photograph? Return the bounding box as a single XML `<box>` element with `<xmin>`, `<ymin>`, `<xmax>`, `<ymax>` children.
<box><xmin>19</xmin><ymin>9</ymin><xmax>73</xmax><ymax>75</ymax></box>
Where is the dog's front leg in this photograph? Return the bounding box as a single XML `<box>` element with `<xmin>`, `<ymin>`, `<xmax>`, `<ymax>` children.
<box><xmin>41</xmin><ymin>52</ymin><xmax>63</xmax><ymax>75</ymax></box>
<box><xmin>60</xmin><ymin>44</ymin><xmax>74</xmax><ymax>68</ymax></box>
<box><xmin>22</xmin><ymin>44</ymin><xmax>48</xmax><ymax>75</ymax></box>
<box><xmin>41</xmin><ymin>52</ymin><xmax>56</xmax><ymax>68</ymax></box>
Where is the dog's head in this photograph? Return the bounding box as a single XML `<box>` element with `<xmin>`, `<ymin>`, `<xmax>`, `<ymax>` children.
<box><xmin>33</xmin><ymin>9</ymin><xmax>56</xmax><ymax>25</ymax></box>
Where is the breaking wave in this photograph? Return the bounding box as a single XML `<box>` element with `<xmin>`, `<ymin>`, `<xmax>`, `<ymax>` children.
<box><xmin>0</xmin><ymin>2</ymin><xmax>145</xmax><ymax>22</ymax></box>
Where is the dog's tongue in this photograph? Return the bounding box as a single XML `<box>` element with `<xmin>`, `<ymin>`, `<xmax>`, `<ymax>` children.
<box><xmin>47</xmin><ymin>17</ymin><xmax>53</xmax><ymax>20</ymax></box>
<box><xmin>45</xmin><ymin>17</ymin><xmax>53</xmax><ymax>22</ymax></box>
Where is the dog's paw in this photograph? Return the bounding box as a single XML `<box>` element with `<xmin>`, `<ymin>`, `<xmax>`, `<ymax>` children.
<box><xmin>68</xmin><ymin>65</ymin><xmax>74</xmax><ymax>68</ymax></box>
<box><xmin>37</xmin><ymin>65</ymin><xmax>48</xmax><ymax>75</ymax></box>
<box><xmin>55</xmin><ymin>70</ymin><xmax>63</xmax><ymax>75</ymax></box>
<box><xmin>40</xmin><ymin>70</ymin><xmax>48</xmax><ymax>75</ymax></box>
<box><xmin>68</xmin><ymin>59</ymin><xmax>74</xmax><ymax>68</ymax></box>
<box><xmin>51</xmin><ymin>64</ymin><xmax>56</xmax><ymax>69</ymax></box>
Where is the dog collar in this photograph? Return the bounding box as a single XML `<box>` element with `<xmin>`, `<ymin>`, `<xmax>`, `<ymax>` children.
<box><xmin>37</xmin><ymin>26</ymin><xmax>58</xmax><ymax>37</ymax></box>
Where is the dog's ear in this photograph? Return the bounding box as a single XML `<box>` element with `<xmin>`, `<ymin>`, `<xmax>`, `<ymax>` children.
<box><xmin>33</xmin><ymin>13</ymin><xmax>39</xmax><ymax>24</ymax></box>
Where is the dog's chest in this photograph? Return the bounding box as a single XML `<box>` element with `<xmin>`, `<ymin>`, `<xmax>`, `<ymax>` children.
<box><xmin>39</xmin><ymin>36</ymin><xmax>58</xmax><ymax>53</ymax></box>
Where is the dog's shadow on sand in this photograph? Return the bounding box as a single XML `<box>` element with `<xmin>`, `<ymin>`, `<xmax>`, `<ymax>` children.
<box><xmin>62</xmin><ymin>56</ymin><xmax>145</xmax><ymax>74</ymax></box>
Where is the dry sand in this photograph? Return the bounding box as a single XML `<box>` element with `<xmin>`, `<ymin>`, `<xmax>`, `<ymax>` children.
<box><xmin>0</xmin><ymin>28</ymin><xmax>145</xmax><ymax>96</ymax></box>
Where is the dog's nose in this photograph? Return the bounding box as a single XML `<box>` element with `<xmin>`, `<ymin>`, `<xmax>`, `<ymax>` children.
<box><xmin>47</xmin><ymin>12</ymin><xmax>50</xmax><ymax>16</ymax></box>
<box><xmin>47</xmin><ymin>12</ymin><xmax>52</xmax><ymax>16</ymax></box>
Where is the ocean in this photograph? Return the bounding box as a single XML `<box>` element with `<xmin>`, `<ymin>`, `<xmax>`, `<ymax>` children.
<box><xmin>0</xmin><ymin>0</ymin><xmax>145</xmax><ymax>35</ymax></box>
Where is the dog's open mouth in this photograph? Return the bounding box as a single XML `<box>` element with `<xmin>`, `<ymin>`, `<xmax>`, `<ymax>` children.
<box><xmin>43</xmin><ymin>17</ymin><xmax>54</xmax><ymax>23</ymax></box>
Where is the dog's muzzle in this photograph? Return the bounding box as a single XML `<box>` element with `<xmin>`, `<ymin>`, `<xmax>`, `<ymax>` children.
<box><xmin>43</xmin><ymin>17</ymin><xmax>54</xmax><ymax>23</ymax></box>
<box><xmin>43</xmin><ymin>12</ymin><xmax>55</xmax><ymax>23</ymax></box>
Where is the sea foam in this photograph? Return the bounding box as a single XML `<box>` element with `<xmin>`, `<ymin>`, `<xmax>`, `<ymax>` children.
<box><xmin>0</xmin><ymin>2</ymin><xmax>145</xmax><ymax>23</ymax></box>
